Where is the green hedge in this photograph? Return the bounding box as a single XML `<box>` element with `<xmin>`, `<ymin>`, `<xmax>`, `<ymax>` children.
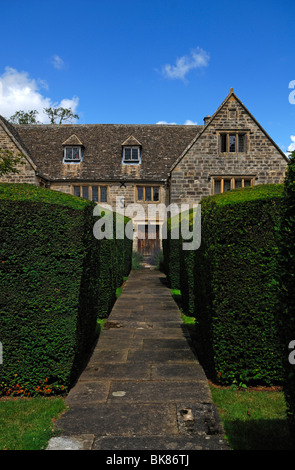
<box><xmin>277</xmin><ymin>152</ymin><xmax>295</xmax><ymax>432</ymax></box>
<box><xmin>0</xmin><ymin>184</ymin><xmax>132</xmax><ymax>397</ymax></box>
<box><xmin>164</xmin><ymin>184</ymin><xmax>285</xmax><ymax>385</ymax></box>
<box><xmin>163</xmin><ymin>209</ymin><xmax>197</xmax><ymax>314</ymax></box>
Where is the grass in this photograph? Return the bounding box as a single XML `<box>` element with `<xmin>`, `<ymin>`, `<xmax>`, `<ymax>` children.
<box><xmin>115</xmin><ymin>276</ymin><xmax>129</xmax><ymax>299</ymax></box>
<box><xmin>170</xmin><ymin>289</ymin><xmax>196</xmax><ymax>324</ymax></box>
<box><xmin>210</xmin><ymin>384</ymin><xmax>295</xmax><ymax>450</ymax></box>
<box><xmin>170</xmin><ymin>286</ymin><xmax>294</xmax><ymax>450</ymax></box>
<box><xmin>0</xmin><ymin>397</ymin><xmax>66</xmax><ymax>450</ymax></box>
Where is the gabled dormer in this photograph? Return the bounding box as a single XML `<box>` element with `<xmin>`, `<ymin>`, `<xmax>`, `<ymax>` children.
<box><xmin>62</xmin><ymin>134</ymin><xmax>84</xmax><ymax>163</ymax></box>
<box><xmin>121</xmin><ymin>135</ymin><xmax>142</xmax><ymax>164</ymax></box>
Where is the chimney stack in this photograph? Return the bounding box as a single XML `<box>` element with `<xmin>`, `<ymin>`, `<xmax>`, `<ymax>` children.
<box><xmin>203</xmin><ymin>115</ymin><xmax>211</xmax><ymax>125</ymax></box>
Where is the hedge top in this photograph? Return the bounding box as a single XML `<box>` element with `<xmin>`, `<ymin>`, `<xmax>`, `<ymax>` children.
<box><xmin>166</xmin><ymin>184</ymin><xmax>284</xmax><ymax>229</ymax></box>
<box><xmin>0</xmin><ymin>183</ymin><xmax>93</xmax><ymax>210</ymax></box>
<box><xmin>203</xmin><ymin>183</ymin><xmax>284</xmax><ymax>207</ymax></box>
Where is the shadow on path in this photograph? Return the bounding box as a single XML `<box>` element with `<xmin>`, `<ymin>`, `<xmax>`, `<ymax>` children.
<box><xmin>47</xmin><ymin>268</ymin><xmax>230</xmax><ymax>451</ymax></box>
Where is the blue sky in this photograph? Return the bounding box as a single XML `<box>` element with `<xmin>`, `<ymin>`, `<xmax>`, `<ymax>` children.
<box><xmin>0</xmin><ymin>0</ymin><xmax>294</xmax><ymax>153</ymax></box>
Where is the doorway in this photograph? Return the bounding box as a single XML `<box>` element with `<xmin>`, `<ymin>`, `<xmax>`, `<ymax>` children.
<box><xmin>137</xmin><ymin>224</ymin><xmax>160</xmax><ymax>257</ymax></box>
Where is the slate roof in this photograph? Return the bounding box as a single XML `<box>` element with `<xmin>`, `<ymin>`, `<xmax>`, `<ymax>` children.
<box><xmin>12</xmin><ymin>123</ymin><xmax>203</xmax><ymax>182</ymax></box>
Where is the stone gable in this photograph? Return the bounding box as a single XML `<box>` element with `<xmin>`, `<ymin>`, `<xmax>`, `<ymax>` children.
<box><xmin>170</xmin><ymin>91</ymin><xmax>288</xmax><ymax>205</ymax></box>
<box><xmin>0</xmin><ymin>118</ymin><xmax>38</xmax><ymax>185</ymax></box>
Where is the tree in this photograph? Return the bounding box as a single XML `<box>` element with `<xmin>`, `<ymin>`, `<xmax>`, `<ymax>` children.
<box><xmin>0</xmin><ymin>148</ymin><xmax>24</xmax><ymax>176</ymax></box>
<box><xmin>43</xmin><ymin>107</ymin><xmax>79</xmax><ymax>124</ymax></box>
<box><xmin>9</xmin><ymin>110</ymin><xmax>40</xmax><ymax>125</ymax></box>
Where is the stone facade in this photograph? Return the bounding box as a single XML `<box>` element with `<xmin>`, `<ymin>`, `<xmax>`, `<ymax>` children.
<box><xmin>170</xmin><ymin>93</ymin><xmax>287</xmax><ymax>206</ymax></box>
<box><xmin>0</xmin><ymin>122</ymin><xmax>38</xmax><ymax>185</ymax></box>
<box><xmin>0</xmin><ymin>89</ymin><xmax>288</xmax><ymax>253</ymax></box>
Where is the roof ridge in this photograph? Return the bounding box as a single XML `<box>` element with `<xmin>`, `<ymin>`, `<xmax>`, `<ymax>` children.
<box><xmin>13</xmin><ymin>122</ymin><xmax>204</xmax><ymax>129</ymax></box>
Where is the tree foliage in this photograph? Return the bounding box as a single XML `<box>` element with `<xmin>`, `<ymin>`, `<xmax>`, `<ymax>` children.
<box><xmin>0</xmin><ymin>148</ymin><xmax>24</xmax><ymax>176</ymax></box>
<box><xmin>9</xmin><ymin>110</ymin><xmax>40</xmax><ymax>125</ymax></box>
<box><xmin>9</xmin><ymin>107</ymin><xmax>79</xmax><ymax>125</ymax></box>
<box><xmin>43</xmin><ymin>107</ymin><xmax>79</xmax><ymax>124</ymax></box>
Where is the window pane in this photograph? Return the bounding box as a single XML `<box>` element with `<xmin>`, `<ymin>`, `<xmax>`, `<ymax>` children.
<box><xmin>137</xmin><ymin>187</ymin><xmax>144</xmax><ymax>200</ymax></box>
<box><xmin>214</xmin><ymin>180</ymin><xmax>221</xmax><ymax>195</ymax></box>
<box><xmin>73</xmin><ymin>147</ymin><xmax>80</xmax><ymax>160</ymax></box>
<box><xmin>74</xmin><ymin>186</ymin><xmax>80</xmax><ymax>197</ymax></box>
<box><xmin>131</xmin><ymin>148</ymin><xmax>139</xmax><ymax>160</ymax></box>
<box><xmin>244</xmin><ymin>179</ymin><xmax>251</xmax><ymax>187</ymax></box>
<box><xmin>100</xmin><ymin>186</ymin><xmax>107</xmax><ymax>202</ymax></box>
<box><xmin>229</xmin><ymin>135</ymin><xmax>236</xmax><ymax>152</ymax></box>
<box><xmin>124</xmin><ymin>148</ymin><xmax>131</xmax><ymax>160</ymax></box>
<box><xmin>92</xmin><ymin>186</ymin><xmax>98</xmax><ymax>202</ymax></box>
<box><xmin>238</xmin><ymin>134</ymin><xmax>245</xmax><ymax>152</ymax></box>
<box><xmin>220</xmin><ymin>134</ymin><xmax>227</xmax><ymax>152</ymax></box>
<box><xmin>235</xmin><ymin>179</ymin><xmax>242</xmax><ymax>189</ymax></box>
<box><xmin>145</xmin><ymin>187</ymin><xmax>152</xmax><ymax>201</ymax></box>
<box><xmin>82</xmin><ymin>186</ymin><xmax>89</xmax><ymax>199</ymax></box>
<box><xmin>65</xmin><ymin>148</ymin><xmax>73</xmax><ymax>160</ymax></box>
<box><xmin>224</xmin><ymin>179</ymin><xmax>231</xmax><ymax>192</ymax></box>
<box><xmin>153</xmin><ymin>187</ymin><xmax>159</xmax><ymax>201</ymax></box>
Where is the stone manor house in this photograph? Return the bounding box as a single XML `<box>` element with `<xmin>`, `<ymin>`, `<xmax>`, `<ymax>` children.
<box><xmin>0</xmin><ymin>89</ymin><xmax>288</xmax><ymax>256</ymax></box>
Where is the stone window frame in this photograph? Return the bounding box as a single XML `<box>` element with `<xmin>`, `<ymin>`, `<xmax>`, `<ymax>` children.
<box><xmin>122</xmin><ymin>146</ymin><xmax>141</xmax><ymax>164</ymax></box>
<box><xmin>72</xmin><ymin>184</ymin><xmax>108</xmax><ymax>202</ymax></box>
<box><xmin>211</xmin><ymin>176</ymin><xmax>255</xmax><ymax>195</ymax></box>
<box><xmin>63</xmin><ymin>146</ymin><xmax>83</xmax><ymax>163</ymax></box>
<box><xmin>217</xmin><ymin>130</ymin><xmax>249</xmax><ymax>154</ymax></box>
<box><xmin>136</xmin><ymin>185</ymin><xmax>160</xmax><ymax>203</ymax></box>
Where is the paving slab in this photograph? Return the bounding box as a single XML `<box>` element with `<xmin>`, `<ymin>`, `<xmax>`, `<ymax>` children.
<box><xmin>92</xmin><ymin>435</ymin><xmax>229</xmax><ymax>450</ymax></box>
<box><xmin>126</xmin><ymin>348</ymin><xmax>198</xmax><ymax>363</ymax></box>
<box><xmin>48</xmin><ymin>268</ymin><xmax>230</xmax><ymax>451</ymax></box>
<box><xmin>151</xmin><ymin>363</ymin><xmax>208</xmax><ymax>381</ymax></box>
<box><xmin>79</xmin><ymin>363</ymin><xmax>151</xmax><ymax>381</ymax></box>
<box><xmin>54</xmin><ymin>403</ymin><xmax>179</xmax><ymax>436</ymax></box>
<box><xmin>65</xmin><ymin>381</ymin><xmax>111</xmax><ymax>405</ymax></box>
<box><xmin>142</xmin><ymin>338</ymin><xmax>193</xmax><ymax>350</ymax></box>
<box><xmin>108</xmin><ymin>380</ymin><xmax>212</xmax><ymax>403</ymax></box>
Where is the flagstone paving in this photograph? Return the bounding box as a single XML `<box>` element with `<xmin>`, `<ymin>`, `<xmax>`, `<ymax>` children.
<box><xmin>47</xmin><ymin>269</ymin><xmax>229</xmax><ymax>450</ymax></box>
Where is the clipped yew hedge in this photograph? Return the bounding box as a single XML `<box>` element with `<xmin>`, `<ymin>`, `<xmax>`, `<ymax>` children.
<box><xmin>0</xmin><ymin>183</ymin><xmax>132</xmax><ymax>397</ymax></box>
<box><xmin>162</xmin><ymin>218</ymin><xmax>181</xmax><ymax>290</ymax></box>
<box><xmin>278</xmin><ymin>151</ymin><xmax>295</xmax><ymax>432</ymax></box>
<box><xmin>164</xmin><ymin>184</ymin><xmax>285</xmax><ymax>385</ymax></box>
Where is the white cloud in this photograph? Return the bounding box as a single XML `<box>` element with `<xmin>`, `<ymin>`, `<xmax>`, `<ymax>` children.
<box><xmin>51</xmin><ymin>55</ymin><xmax>65</xmax><ymax>70</ymax></box>
<box><xmin>156</xmin><ymin>120</ymin><xmax>177</xmax><ymax>125</ymax></box>
<box><xmin>184</xmin><ymin>119</ymin><xmax>198</xmax><ymax>125</ymax></box>
<box><xmin>0</xmin><ymin>67</ymin><xmax>79</xmax><ymax>123</ymax></box>
<box><xmin>161</xmin><ymin>47</ymin><xmax>210</xmax><ymax>81</ymax></box>
<box><xmin>156</xmin><ymin>119</ymin><xmax>198</xmax><ymax>125</ymax></box>
<box><xmin>287</xmin><ymin>135</ymin><xmax>295</xmax><ymax>155</ymax></box>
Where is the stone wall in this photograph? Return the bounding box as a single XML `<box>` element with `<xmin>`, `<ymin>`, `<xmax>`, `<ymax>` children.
<box><xmin>170</xmin><ymin>95</ymin><xmax>288</xmax><ymax>205</ymax></box>
<box><xmin>0</xmin><ymin>125</ymin><xmax>39</xmax><ymax>185</ymax></box>
<box><xmin>50</xmin><ymin>181</ymin><xmax>168</xmax><ymax>251</ymax></box>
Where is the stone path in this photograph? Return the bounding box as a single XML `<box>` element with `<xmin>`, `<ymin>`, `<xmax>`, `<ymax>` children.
<box><xmin>47</xmin><ymin>269</ymin><xmax>229</xmax><ymax>450</ymax></box>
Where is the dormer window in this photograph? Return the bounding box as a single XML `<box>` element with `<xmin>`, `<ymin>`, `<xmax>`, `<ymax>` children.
<box><xmin>123</xmin><ymin>146</ymin><xmax>140</xmax><ymax>163</ymax></box>
<box><xmin>64</xmin><ymin>146</ymin><xmax>82</xmax><ymax>162</ymax></box>
<box><xmin>62</xmin><ymin>134</ymin><xmax>83</xmax><ymax>164</ymax></box>
<box><xmin>121</xmin><ymin>135</ymin><xmax>142</xmax><ymax>164</ymax></box>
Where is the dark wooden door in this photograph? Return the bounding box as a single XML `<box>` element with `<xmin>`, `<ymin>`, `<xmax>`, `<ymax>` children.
<box><xmin>137</xmin><ymin>224</ymin><xmax>160</xmax><ymax>256</ymax></box>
